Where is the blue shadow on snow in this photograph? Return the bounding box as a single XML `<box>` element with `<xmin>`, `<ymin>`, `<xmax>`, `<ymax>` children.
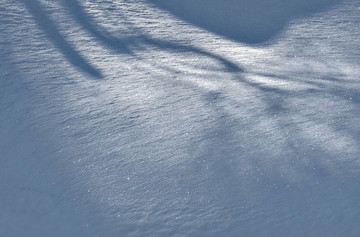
<box><xmin>22</xmin><ymin>0</ymin><xmax>102</xmax><ymax>78</ymax></box>
<box><xmin>148</xmin><ymin>0</ymin><xmax>342</xmax><ymax>44</ymax></box>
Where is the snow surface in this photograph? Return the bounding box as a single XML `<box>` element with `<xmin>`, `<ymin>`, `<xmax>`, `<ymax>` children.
<box><xmin>1</xmin><ymin>0</ymin><xmax>360</xmax><ymax>236</ymax></box>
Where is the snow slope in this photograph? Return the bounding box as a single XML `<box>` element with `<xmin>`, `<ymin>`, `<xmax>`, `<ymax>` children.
<box><xmin>1</xmin><ymin>0</ymin><xmax>360</xmax><ymax>236</ymax></box>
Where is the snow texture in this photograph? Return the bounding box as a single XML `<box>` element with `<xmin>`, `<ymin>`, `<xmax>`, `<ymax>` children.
<box><xmin>1</xmin><ymin>0</ymin><xmax>360</xmax><ymax>236</ymax></box>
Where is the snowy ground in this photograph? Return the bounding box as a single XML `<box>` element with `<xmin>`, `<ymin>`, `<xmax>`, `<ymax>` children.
<box><xmin>1</xmin><ymin>0</ymin><xmax>360</xmax><ymax>236</ymax></box>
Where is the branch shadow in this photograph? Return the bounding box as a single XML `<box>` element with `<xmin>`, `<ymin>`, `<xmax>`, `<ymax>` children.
<box><xmin>61</xmin><ymin>0</ymin><xmax>132</xmax><ymax>54</ymax></box>
<box><xmin>21</xmin><ymin>0</ymin><xmax>102</xmax><ymax>78</ymax></box>
<box><xmin>138</xmin><ymin>36</ymin><xmax>243</xmax><ymax>72</ymax></box>
<box><xmin>62</xmin><ymin>0</ymin><xmax>243</xmax><ymax>72</ymax></box>
<box><xmin>23</xmin><ymin>0</ymin><xmax>244</xmax><ymax>77</ymax></box>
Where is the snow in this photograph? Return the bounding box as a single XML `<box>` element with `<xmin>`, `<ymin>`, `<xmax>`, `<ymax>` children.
<box><xmin>1</xmin><ymin>0</ymin><xmax>360</xmax><ymax>236</ymax></box>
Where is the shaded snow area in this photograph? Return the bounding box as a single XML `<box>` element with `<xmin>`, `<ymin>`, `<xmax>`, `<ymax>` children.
<box><xmin>1</xmin><ymin>0</ymin><xmax>360</xmax><ymax>236</ymax></box>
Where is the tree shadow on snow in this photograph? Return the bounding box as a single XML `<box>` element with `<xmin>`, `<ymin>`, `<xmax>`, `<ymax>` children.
<box><xmin>60</xmin><ymin>0</ymin><xmax>132</xmax><ymax>55</ymax></box>
<box><xmin>148</xmin><ymin>0</ymin><xmax>343</xmax><ymax>44</ymax></box>
<box><xmin>21</xmin><ymin>0</ymin><xmax>103</xmax><ymax>78</ymax></box>
<box><xmin>62</xmin><ymin>0</ymin><xmax>244</xmax><ymax>72</ymax></box>
<box><xmin>22</xmin><ymin>0</ymin><xmax>244</xmax><ymax>78</ymax></box>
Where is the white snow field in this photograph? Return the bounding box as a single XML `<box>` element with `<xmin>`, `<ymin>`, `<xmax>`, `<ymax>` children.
<box><xmin>1</xmin><ymin>0</ymin><xmax>360</xmax><ymax>236</ymax></box>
